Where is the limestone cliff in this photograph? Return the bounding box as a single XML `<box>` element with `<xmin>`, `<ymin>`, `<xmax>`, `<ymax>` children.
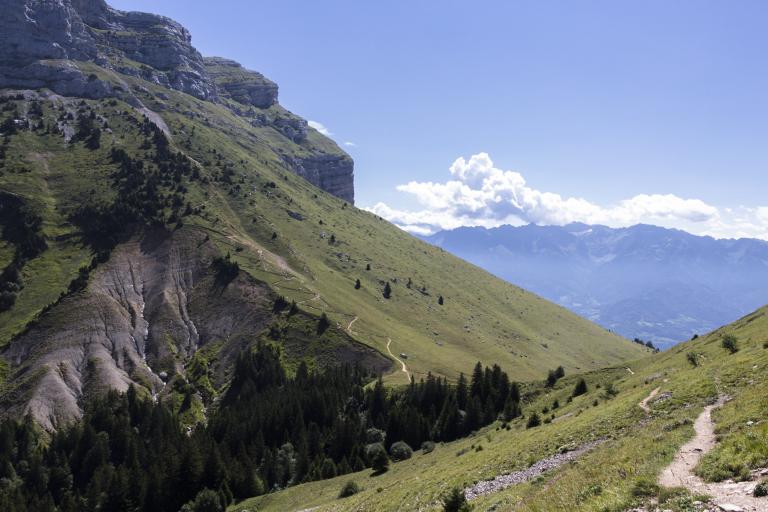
<box><xmin>0</xmin><ymin>0</ymin><xmax>355</xmax><ymax>202</ymax></box>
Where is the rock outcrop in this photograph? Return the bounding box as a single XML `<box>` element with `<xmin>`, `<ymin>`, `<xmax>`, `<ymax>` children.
<box><xmin>1</xmin><ymin>229</ymin><xmax>387</xmax><ymax>430</ymax></box>
<box><xmin>285</xmin><ymin>154</ymin><xmax>355</xmax><ymax>204</ymax></box>
<box><xmin>0</xmin><ymin>0</ymin><xmax>356</xmax><ymax>203</ymax></box>
<box><xmin>204</xmin><ymin>57</ymin><xmax>277</xmax><ymax>108</ymax></box>
<box><xmin>0</xmin><ymin>0</ymin><xmax>214</xmax><ymax>100</ymax></box>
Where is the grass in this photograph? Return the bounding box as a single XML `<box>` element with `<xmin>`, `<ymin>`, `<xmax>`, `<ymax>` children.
<box><xmin>231</xmin><ymin>306</ymin><xmax>768</xmax><ymax>512</ymax></box>
<box><xmin>1</xmin><ymin>77</ymin><xmax>647</xmax><ymax>387</ymax></box>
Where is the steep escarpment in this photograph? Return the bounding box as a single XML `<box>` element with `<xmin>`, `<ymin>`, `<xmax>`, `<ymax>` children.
<box><xmin>0</xmin><ymin>0</ymin><xmax>355</xmax><ymax>202</ymax></box>
<box><xmin>1</xmin><ymin>228</ymin><xmax>389</xmax><ymax>430</ymax></box>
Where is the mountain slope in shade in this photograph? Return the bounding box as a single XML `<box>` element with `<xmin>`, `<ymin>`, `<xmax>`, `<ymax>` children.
<box><xmin>424</xmin><ymin>223</ymin><xmax>768</xmax><ymax>348</ymax></box>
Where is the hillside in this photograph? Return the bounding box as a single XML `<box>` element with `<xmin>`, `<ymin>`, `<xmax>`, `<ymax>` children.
<box><xmin>235</xmin><ymin>305</ymin><xmax>768</xmax><ymax>512</ymax></box>
<box><xmin>425</xmin><ymin>223</ymin><xmax>768</xmax><ymax>348</ymax></box>
<box><xmin>0</xmin><ymin>0</ymin><xmax>645</xmax><ymax>430</ymax></box>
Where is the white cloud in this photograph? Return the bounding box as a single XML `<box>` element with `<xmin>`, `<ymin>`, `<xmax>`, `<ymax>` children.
<box><xmin>365</xmin><ymin>152</ymin><xmax>768</xmax><ymax>240</ymax></box>
<box><xmin>343</xmin><ymin>141</ymin><xmax>356</xmax><ymax>147</ymax></box>
<box><xmin>308</xmin><ymin>120</ymin><xmax>332</xmax><ymax>136</ymax></box>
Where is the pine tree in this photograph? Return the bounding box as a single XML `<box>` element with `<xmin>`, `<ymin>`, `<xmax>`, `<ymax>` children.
<box><xmin>317</xmin><ymin>313</ymin><xmax>330</xmax><ymax>334</ymax></box>
<box><xmin>354</xmin><ymin>279</ymin><xmax>361</xmax><ymax>289</ymax></box>
<box><xmin>438</xmin><ymin>295</ymin><xmax>444</xmax><ymax>305</ymax></box>
<box><xmin>572</xmin><ymin>378</ymin><xmax>588</xmax><ymax>397</ymax></box>
<box><xmin>442</xmin><ymin>487</ymin><xmax>471</xmax><ymax>512</ymax></box>
<box><xmin>383</xmin><ymin>282</ymin><xmax>392</xmax><ymax>299</ymax></box>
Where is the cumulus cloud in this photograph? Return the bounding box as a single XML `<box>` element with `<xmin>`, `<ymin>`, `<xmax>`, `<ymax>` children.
<box><xmin>366</xmin><ymin>152</ymin><xmax>768</xmax><ymax>240</ymax></box>
<box><xmin>343</xmin><ymin>141</ymin><xmax>356</xmax><ymax>147</ymax></box>
<box><xmin>308</xmin><ymin>120</ymin><xmax>332</xmax><ymax>136</ymax></box>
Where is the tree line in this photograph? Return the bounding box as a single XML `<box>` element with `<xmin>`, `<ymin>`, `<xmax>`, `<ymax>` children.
<box><xmin>0</xmin><ymin>344</ymin><xmax>522</xmax><ymax>511</ymax></box>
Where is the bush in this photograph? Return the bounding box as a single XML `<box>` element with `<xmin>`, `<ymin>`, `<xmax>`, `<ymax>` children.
<box><xmin>389</xmin><ymin>441</ymin><xmax>413</xmax><ymax>461</ymax></box>
<box><xmin>339</xmin><ymin>480</ymin><xmax>360</xmax><ymax>498</ymax></box>
<box><xmin>572</xmin><ymin>378</ymin><xmax>588</xmax><ymax>397</ymax></box>
<box><xmin>180</xmin><ymin>489</ymin><xmax>223</xmax><ymax>512</ymax></box>
<box><xmin>686</xmin><ymin>352</ymin><xmax>700</xmax><ymax>367</ymax></box>
<box><xmin>755</xmin><ymin>481</ymin><xmax>768</xmax><ymax>497</ymax></box>
<box><xmin>383</xmin><ymin>281</ymin><xmax>392</xmax><ymax>299</ymax></box>
<box><xmin>366</xmin><ymin>428</ymin><xmax>386</xmax><ymax>444</ymax></box>
<box><xmin>603</xmin><ymin>382</ymin><xmax>618</xmax><ymax>398</ymax></box>
<box><xmin>526</xmin><ymin>412</ymin><xmax>541</xmax><ymax>429</ymax></box>
<box><xmin>722</xmin><ymin>334</ymin><xmax>739</xmax><ymax>354</ymax></box>
<box><xmin>442</xmin><ymin>487</ymin><xmax>471</xmax><ymax>512</ymax></box>
<box><xmin>421</xmin><ymin>441</ymin><xmax>436</xmax><ymax>454</ymax></box>
<box><xmin>366</xmin><ymin>443</ymin><xmax>389</xmax><ymax>473</ymax></box>
<box><xmin>763</xmin><ymin>341</ymin><xmax>768</xmax><ymax>349</ymax></box>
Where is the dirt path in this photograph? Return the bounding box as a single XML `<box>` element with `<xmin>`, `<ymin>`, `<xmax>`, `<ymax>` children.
<box><xmin>639</xmin><ymin>387</ymin><xmax>660</xmax><ymax>414</ymax></box>
<box><xmin>386</xmin><ymin>338</ymin><xmax>410</xmax><ymax>382</ymax></box>
<box><xmin>659</xmin><ymin>397</ymin><xmax>764</xmax><ymax>511</ymax></box>
<box><xmin>346</xmin><ymin>316</ymin><xmax>358</xmax><ymax>334</ymax></box>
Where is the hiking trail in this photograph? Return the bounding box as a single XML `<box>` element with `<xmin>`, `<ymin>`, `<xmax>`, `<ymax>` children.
<box><xmin>659</xmin><ymin>397</ymin><xmax>765</xmax><ymax>512</ymax></box>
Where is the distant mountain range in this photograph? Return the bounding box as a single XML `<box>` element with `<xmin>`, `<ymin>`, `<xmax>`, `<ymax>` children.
<box><xmin>424</xmin><ymin>223</ymin><xmax>768</xmax><ymax>348</ymax></box>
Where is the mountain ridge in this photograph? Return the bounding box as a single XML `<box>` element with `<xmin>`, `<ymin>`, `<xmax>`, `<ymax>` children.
<box><xmin>424</xmin><ymin>222</ymin><xmax>768</xmax><ymax>348</ymax></box>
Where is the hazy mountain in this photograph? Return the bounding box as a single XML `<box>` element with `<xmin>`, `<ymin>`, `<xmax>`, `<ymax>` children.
<box><xmin>424</xmin><ymin>223</ymin><xmax>768</xmax><ymax>348</ymax></box>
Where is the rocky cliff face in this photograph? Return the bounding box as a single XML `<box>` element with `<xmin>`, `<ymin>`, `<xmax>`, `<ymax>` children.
<box><xmin>1</xmin><ymin>229</ymin><xmax>387</xmax><ymax>430</ymax></box>
<box><xmin>0</xmin><ymin>0</ymin><xmax>355</xmax><ymax>202</ymax></box>
<box><xmin>285</xmin><ymin>154</ymin><xmax>355</xmax><ymax>204</ymax></box>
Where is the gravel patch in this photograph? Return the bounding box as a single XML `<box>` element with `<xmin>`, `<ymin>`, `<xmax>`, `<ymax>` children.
<box><xmin>464</xmin><ymin>439</ymin><xmax>606</xmax><ymax>500</ymax></box>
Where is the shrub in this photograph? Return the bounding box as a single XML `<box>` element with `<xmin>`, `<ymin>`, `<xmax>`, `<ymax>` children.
<box><xmin>442</xmin><ymin>487</ymin><xmax>471</xmax><ymax>512</ymax></box>
<box><xmin>755</xmin><ymin>481</ymin><xmax>768</xmax><ymax>497</ymax></box>
<box><xmin>180</xmin><ymin>489</ymin><xmax>223</xmax><ymax>512</ymax></box>
<box><xmin>354</xmin><ymin>278</ymin><xmax>361</xmax><ymax>289</ymax></box>
<box><xmin>383</xmin><ymin>281</ymin><xmax>392</xmax><ymax>299</ymax></box>
<box><xmin>338</xmin><ymin>480</ymin><xmax>360</xmax><ymax>498</ymax></box>
<box><xmin>366</xmin><ymin>428</ymin><xmax>386</xmax><ymax>444</ymax></box>
<box><xmin>320</xmin><ymin>458</ymin><xmax>337</xmax><ymax>479</ymax></box>
<box><xmin>526</xmin><ymin>413</ymin><xmax>541</xmax><ymax>429</ymax></box>
<box><xmin>763</xmin><ymin>341</ymin><xmax>768</xmax><ymax>349</ymax></box>
<box><xmin>389</xmin><ymin>441</ymin><xmax>413</xmax><ymax>461</ymax></box>
<box><xmin>366</xmin><ymin>443</ymin><xmax>389</xmax><ymax>473</ymax></box>
<box><xmin>438</xmin><ymin>295</ymin><xmax>444</xmax><ymax>305</ymax></box>
<box><xmin>686</xmin><ymin>352</ymin><xmax>700</xmax><ymax>367</ymax></box>
<box><xmin>603</xmin><ymin>382</ymin><xmax>618</xmax><ymax>398</ymax></box>
<box><xmin>722</xmin><ymin>334</ymin><xmax>739</xmax><ymax>354</ymax></box>
<box><xmin>572</xmin><ymin>378</ymin><xmax>588</xmax><ymax>397</ymax></box>
<box><xmin>421</xmin><ymin>441</ymin><xmax>436</xmax><ymax>454</ymax></box>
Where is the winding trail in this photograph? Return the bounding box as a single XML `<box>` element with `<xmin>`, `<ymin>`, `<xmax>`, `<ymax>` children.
<box><xmin>346</xmin><ymin>316</ymin><xmax>358</xmax><ymax>334</ymax></box>
<box><xmin>659</xmin><ymin>397</ymin><xmax>764</xmax><ymax>511</ymax></box>
<box><xmin>639</xmin><ymin>387</ymin><xmax>660</xmax><ymax>414</ymax></box>
<box><xmin>386</xmin><ymin>337</ymin><xmax>411</xmax><ymax>382</ymax></box>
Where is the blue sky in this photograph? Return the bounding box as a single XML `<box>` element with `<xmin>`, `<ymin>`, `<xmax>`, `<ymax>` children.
<box><xmin>112</xmin><ymin>0</ymin><xmax>768</xmax><ymax>238</ymax></box>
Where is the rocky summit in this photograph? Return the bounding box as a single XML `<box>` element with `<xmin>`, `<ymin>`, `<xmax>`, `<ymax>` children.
<box><xmin>0</xmin><ymin>0</ymin><xmax>354</xmax><ymax>202</ymax></box>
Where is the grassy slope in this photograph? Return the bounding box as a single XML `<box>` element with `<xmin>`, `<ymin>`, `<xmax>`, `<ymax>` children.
<box><xmin>234</xmin><ymin>307</ymin><xmax>768</xmax><ymax>512</ymax></box>
<box><xmin>0</xmin><ymin>66</ymin><xmax>645</xmax><ymax>387</ymax></box>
